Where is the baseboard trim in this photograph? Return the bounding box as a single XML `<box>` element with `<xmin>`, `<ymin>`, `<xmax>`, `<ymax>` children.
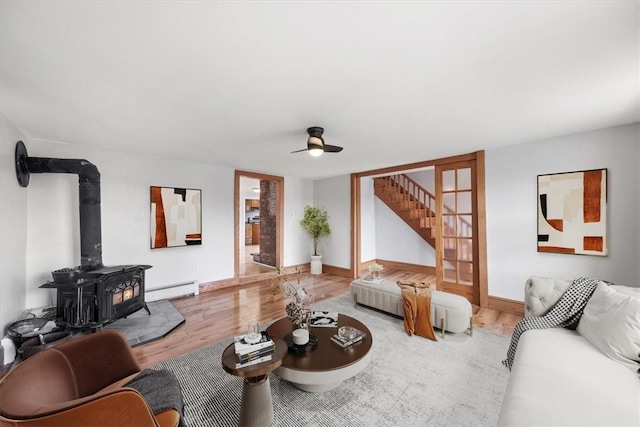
<box><xmin>281</xmin><ymin>263</ymin><xmax>311</xmax><ymax>273</ymax></box>
<box><xmin>146</xmin><ymin>280</ymin><xmax>199</xmax><ymax>302</ymax></box>
<box><xmin>199</xmin><ymin>278</ymin><xmax>236</xmax><ymax>293</ymax></box>
<box><xmin>321</xmin><ymin>264</ymin><xmax>352</xmax><ymax>278</ymax></box>
<box><xmin>199</xmin><ymin>263</ymin><xmax>311</xmax><ymax>292</ymax></box>
<box><xmin>487</xmin><ymin>296</ymin><xmax>524</xmax><ymax>316</ymax></box>
<box><xmin>374</xmin><ymin>259</ymin><xmax>436</xmax><ymax>275</ymax></box>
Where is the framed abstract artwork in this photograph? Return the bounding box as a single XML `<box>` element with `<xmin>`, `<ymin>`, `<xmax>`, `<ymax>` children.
<box><xmin>150</xmin><ymin>186</ymin><xmax>202</xmax><ymax>249</ymax></box>
<box><xmin>537</xmin><ymin>168</ymin><xmax>607</xmax><ymax>256</ymax></box>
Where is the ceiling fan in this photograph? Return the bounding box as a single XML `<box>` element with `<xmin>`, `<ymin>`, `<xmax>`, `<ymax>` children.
<box><xmin>291</xmin><ymin>127</ymin><xmax>343</xmax><ymax>157</ymax></box>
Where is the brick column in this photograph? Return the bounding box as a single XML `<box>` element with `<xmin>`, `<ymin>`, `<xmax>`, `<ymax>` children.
<box><xmin>259</xmin><ymin>180</ymin><xmax>277</xmax><ymax>267</ymax></box>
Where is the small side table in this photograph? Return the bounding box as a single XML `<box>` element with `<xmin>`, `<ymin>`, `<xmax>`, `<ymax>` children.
<box><xmin>221</xmin><ymin>337</ymin><xmax>287</xmax><ymax>427</ymax></box>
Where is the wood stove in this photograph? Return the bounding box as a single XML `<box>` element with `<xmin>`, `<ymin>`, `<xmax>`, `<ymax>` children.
<box><xmin>15</xmin><ymin>141</ymin><xmax>152</xmax><ymax>329</ymax></box>
<box><xmin>41</xmin><ymin>265</ymin><xmax>151</xmax><ymax>328</ymax></box>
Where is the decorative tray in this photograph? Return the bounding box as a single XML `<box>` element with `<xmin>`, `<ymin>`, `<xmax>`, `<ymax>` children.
<box><xmin>284</xmin><ymin>331</ymin><xmax>318</xmax><ymax>353</ymax></box>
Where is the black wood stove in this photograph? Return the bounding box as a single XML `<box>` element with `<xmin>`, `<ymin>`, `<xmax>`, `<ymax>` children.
<box><xmin>15</xmin><ymin>141</ymin><xmax>151</xmax><ymax>329</ymax></box>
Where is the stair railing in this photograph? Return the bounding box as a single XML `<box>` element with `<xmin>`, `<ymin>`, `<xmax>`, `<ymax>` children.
<box><xmin>386</xmin><ymin>174</ymin><xmax>436</xmax><ymax>227</ymax></box>
<box><xmin>380</xmin><ymin>173</ymin><xmax>472</xmax><ymax>238</ymax></box>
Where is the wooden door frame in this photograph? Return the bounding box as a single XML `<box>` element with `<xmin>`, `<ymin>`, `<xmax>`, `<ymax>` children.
<box><xmin>350</xmin><ymin>151</ymin><xmax>489</xmax><ymax>307</ymax></box>
<box><xmin>234</xmin><ymin>170</ymin><xmax>284</xmax><ymax>284</ymax></box>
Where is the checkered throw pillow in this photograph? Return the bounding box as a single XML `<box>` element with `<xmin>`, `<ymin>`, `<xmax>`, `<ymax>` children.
<box><xmin>502</xmin><ymin>277</ymin><xmax>602</xmax><ymax>371</ymax></box>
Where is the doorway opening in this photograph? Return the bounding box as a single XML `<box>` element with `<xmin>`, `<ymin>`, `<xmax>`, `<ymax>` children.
<box><xmin>234</xmin><ymin>170</ymin><xmax>284</xmax><ymax>284</ymax></box>
<box><xmin>351</xmin><ymin>151</ymin><xmax>488</xmax><ymax>306</ymax></box>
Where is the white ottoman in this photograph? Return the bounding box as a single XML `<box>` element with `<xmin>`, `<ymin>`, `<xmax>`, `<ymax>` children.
<box><xmin>350</xmin><ymin>277</ymin><xmax>473</xmax><ymax>338</ymax></box>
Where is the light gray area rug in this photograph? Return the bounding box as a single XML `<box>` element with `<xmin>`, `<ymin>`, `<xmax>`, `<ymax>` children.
<box><xmin>155</xmin><ymin>293</ymin><xmax>510</xmax><ymax>427</ymax></box>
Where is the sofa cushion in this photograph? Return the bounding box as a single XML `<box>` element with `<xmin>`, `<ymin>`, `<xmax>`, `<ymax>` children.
<box><xmin>577</xmin><ymin>282</ymin><xmax>640</xmax><ymax>373</ymax></box>
<box><xmin>498</xmin><ymin>328</ymin><xmax>640</xmax><ymax>426</ymax></box>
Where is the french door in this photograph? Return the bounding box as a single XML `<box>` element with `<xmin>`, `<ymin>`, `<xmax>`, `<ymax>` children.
<box><xmin>435</xmin><ymin>161</ymin><xmax>479</xmax><ymax>304</ymax></box>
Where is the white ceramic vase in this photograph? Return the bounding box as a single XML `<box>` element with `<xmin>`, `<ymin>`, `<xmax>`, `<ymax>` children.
<box><xmin>310</xmin><ymin>255</ymin><xmax>323</xmax><ymax>275</ymax></box>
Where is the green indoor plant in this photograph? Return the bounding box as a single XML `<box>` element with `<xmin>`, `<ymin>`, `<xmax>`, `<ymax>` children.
<box><xmin>299</xmin><ymin>205</ymin><xmax>331</xmax><ymax>256</ymax></box>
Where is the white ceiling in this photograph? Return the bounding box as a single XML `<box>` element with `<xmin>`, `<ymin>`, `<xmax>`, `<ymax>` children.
<box><xmin>1</xmin><ymin>1</ymin><xmax>638</xmax><ymax>180</ymax></box>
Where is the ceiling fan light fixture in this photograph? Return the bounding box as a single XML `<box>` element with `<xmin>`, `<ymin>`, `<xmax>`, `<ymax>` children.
<box><xmin>308</xmin><ymin>136</ymin><xmax>324</xmax><ymax>157</ymax></box>
<box><xmin>291</xmin><ymin>126</ymin><xmax>342</xmax><ymax>156</ymax></box>
<box><xmin>308</xmin><ymin>147</ymin><xmax>324</xmax><ymax>157</ymax></box>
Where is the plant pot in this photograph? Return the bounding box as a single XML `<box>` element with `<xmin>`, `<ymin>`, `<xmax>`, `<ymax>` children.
<box><xmin>310</xmin><ymin>255</ymin><xmax>323</xmax><ymax>275</ymax></box>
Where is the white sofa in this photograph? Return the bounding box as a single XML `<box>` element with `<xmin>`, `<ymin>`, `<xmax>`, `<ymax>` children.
<box><xmin>498</xmin><ymin>276</ymin><xmax>640</xmax><ymax>426</ymax></box>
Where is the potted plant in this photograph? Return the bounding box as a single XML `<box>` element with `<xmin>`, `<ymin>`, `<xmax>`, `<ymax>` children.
<box><xmin>299</xmin><ymin>205</ymin><xmax>331</xmax><ymax>274</ymax></box>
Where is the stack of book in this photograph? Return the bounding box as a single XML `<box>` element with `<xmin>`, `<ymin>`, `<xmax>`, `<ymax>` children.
<box><xmin>330</xmin><ymin>329</ymin><xmax>366</xmax><ymax>348</ymax></box>
<box><xmin>233</xmin><ymin>332</ymin><xmax>275</xmax><ymax>368</ymax></box>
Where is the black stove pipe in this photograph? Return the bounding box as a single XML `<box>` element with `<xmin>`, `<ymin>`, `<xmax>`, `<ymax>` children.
<box><xmin>15</xmin><ymin>141</ymin><xmax>103</xmax><ymax>270</ymax></box>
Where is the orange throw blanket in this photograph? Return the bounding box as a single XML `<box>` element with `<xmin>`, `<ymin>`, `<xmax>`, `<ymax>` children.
<box><xmin>397</xmin><ymin>281</ymin><xmax>437</xmax><ymax>341</ymax></box>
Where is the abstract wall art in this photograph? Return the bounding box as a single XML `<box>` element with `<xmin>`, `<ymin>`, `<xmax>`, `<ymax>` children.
<box><xmin>537</xmin><ymin>169</ymin><xmax>607</xmax><ymax>256</ymax></box>
<box><xmin>150</xmin><ymin>186</ymin><xmax>202</xmax><ymax>249</ymax></box>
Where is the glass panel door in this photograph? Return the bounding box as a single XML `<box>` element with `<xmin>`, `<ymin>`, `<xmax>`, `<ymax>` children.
<box><xmin>436</xmin><ymin>163</ymin><xmax>477</xmax><ymax>303</ymax></box>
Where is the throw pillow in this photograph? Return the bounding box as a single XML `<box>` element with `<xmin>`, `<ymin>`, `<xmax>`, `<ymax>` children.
<box><xmin>577</xmin><ymin>282</ymin><xmax>640</xmax><ymax>373</ymax></box>
<box><xmin>610</xmin><ymin>284</ymin><xmax>640</xmax><ymax>299</ymax></box>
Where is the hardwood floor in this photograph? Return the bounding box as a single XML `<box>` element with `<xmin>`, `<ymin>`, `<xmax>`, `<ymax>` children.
<box><xmin>133</xmin><ymin>267</ymin><xmax>522</xmax><ymax>368</ymax></box>
<box><xmin>239</xmin><ymin>244</ymin><xmax>274</xmax><ymax>276</ymax></box>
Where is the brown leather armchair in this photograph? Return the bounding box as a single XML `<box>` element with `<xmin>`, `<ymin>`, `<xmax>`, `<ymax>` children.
<box><xmin>0</xmin><ymin>329</ymin><xmax>180</xmax><ymax>427</ymax></box>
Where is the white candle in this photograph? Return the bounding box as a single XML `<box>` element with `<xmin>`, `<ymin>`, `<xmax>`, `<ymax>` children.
<box><xmin>292</xmin><ymin>328</ymin><xmax>309</xmax><ymax>345</ymax></box>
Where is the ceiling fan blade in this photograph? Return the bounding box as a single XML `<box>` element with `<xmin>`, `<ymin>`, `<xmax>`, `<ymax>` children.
<box><xmin>323</xmin><ymin>144</ymin><xmax>343</xmax><ymax>153</ymax></box>
<box><xmin>290</xmin><ymin>148</ymin><xmax>308</xmax><ymax>153</ymax></box>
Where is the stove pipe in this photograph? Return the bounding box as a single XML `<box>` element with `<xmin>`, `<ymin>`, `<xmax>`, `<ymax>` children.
<box><xmin>15</xmin><ymin>141</ymin><xmax>103</xmax><ymax>270</ymax></box>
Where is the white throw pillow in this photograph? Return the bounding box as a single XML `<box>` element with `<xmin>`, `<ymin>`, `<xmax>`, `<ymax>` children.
<box><xmin>577</xmin><ymin>282</ymin><xmax>640</xmax><ymax>373</ymax></box>
<box><xmin>610</xmin><ymin>284</ymin><xmax>640</xmax><ymax>299</ymax></box>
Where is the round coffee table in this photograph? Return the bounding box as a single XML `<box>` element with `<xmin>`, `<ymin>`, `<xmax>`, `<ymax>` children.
<box><xmin>266</xmin><ymin>313</ymin><xmax>372</xmax><ymax>392</ymax></box>
<box><xmin>221</xmin><ymin>337</ymin><xmax>287</xmax><ymax>426</ymax></box>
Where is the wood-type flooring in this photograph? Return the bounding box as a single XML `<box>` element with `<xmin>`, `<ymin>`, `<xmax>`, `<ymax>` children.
<box><xmin>133</xmin><ymin>268</ymin><xmax>522</xmax><ymax>368</ymax></box>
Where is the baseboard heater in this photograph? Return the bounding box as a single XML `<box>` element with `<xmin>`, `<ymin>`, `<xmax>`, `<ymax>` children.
<box><xmin>145</xmin><ymin>280</ymin><xmax>199</xmax><ymax>302</ymax></box>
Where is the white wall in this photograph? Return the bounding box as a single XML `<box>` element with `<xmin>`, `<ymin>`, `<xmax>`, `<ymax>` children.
<box><xmin>4</xmin><ymin>113</ymin><xmax>638</xmax><ymax>329</ymax></box>
<box><xmin>375</xmin><ymin>199</ymin><xmax>436</xmax><ymax>266</ymax></box>
<box><xmin>485</xmin><ymin>123</ymin><xmax>640</xmax><ymax>301</ymax></box>
<box><xmin>0</xmin><ymin>125</ymin><xmax>315</xmax><ymax>328</ymax></box>
<box><xmin>372</xmin><ymin>169</ymin><xmax>436</xmax><ymax>266</ymax></box>
<box><xmin>319</xmin><ymin>172</ymin><xmax>437</xmax><ymax>270</ymax></box>
<box><xmin>283</xmin><ymin>176</ymin><xmax>314</xmax><ymax>267</ymax></box>
<box><xmin>23</xmin><ymin>138</ymin><xmax>236</xmax><ymax>308</ymax></box>
<box><xmin>313</xmin><ymin>175</ymin><xmax>351</xmax><ymax>269</ymax></box>
<box><xmin>360</xmin><ymin>177</ymin><xmax>376</xmax><ymax>262</ymax></box>
<box><xmin>0</xmin><ymin>113</ymin><xmax>29</xmax><ymax>328</ymax></box>
<box><xmin>406</xmin><ymin>169</ymin><xmax>435</xmax><ymax>193</ymax></box>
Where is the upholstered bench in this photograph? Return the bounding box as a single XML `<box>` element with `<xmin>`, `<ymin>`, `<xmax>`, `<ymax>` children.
<box><xmin>350</xmin><ymin>277</ymin><xmax>473</xmax><ymax>338</ymax></box>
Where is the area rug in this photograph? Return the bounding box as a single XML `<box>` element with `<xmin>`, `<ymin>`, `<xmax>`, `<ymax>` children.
<box><xmin>154</xmin><ymin>293</ymin><xmax>510</xmax><ymax>426</ymax></box>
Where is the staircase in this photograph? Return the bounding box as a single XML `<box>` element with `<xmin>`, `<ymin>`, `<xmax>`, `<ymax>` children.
<box><xmin>373</xmin><ymin>174</ymin><xmax>437</xmax><ymax>247</ymax></box>
<box><xmin>374</xmin><ymin>174</ymin><xmax>473</xmax><ymax>284</ymax></box>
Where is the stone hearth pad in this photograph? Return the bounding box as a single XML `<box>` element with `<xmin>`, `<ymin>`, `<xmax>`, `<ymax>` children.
<box><xmin>105</xmin><ymin>300</ymin><xmax>185</xmax><ymax>347</ymax></box>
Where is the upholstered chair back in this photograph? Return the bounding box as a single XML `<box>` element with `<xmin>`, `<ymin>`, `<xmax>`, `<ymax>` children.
<box><xmin>524</xmin><ymin>276</ymin><xmax>571</xmax><ymax>317</ymax></box>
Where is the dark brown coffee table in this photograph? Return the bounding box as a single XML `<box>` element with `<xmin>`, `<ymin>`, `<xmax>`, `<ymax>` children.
<box><xmin>266</xmin><ymin>313</ymin><xmax>372</xmax><ymax>392</ymax></box>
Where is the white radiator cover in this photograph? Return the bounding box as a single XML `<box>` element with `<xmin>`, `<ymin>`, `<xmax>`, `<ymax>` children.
<box><xmin>145</xmin><ymin>280</ymin><xmax>199</xmax><ymax>302</ymax></box>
